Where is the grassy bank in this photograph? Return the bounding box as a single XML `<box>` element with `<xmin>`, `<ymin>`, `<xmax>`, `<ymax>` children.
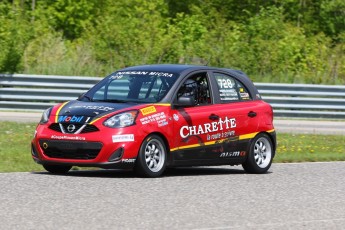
<box><xmin>0</xmin><ymin>121</ymin><xmax>344</xmax><ymax>172</ymax></box>
<box><xmin>0</xmin><ymin>122</ymin><xmax>42</xmax><ymax>172</ymax></box>
<box><xmin>276</xmin><ymin>134</ymin><xmax>345</xmax><ymax>162</ymax></box>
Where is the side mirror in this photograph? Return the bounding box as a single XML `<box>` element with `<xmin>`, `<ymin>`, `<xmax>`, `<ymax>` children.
<box><xmin>174</xmin><ymin>96</ymin><xmax>195</xmax><ymax>107</ymax></box>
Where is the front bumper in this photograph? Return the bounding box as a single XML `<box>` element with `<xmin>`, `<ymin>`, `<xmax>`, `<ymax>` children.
<box><xmin>31</xmin><ymin>141</ymin><xmax>136</xmax><ymax>169</ymax></box>
<box><xmin>31</xmin><ymin>123</ymin><xmax>142</xmax><ymax>170</ymax></box>
<box><xmin>38</xmin><ymin>139</ymin><xmax>103</xmax><ymax>160</ymax></box>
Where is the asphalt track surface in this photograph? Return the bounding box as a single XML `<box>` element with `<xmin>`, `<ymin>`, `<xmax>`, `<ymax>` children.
<box><xmin>0</xmin><ymin>111</ymin><xmax>345</xmax><ymax>135</ymax></box>
<box><xmin>1</xmin><ymin>112</ymin><xmax>345</xmax><ymax>229</ymax></box>
<box><xmin>1</xmin><ymin>162</ymin><xmax>345</xmax><ymax>230</ymax></box>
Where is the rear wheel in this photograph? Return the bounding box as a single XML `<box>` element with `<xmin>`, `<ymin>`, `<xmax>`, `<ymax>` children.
<box><xmin>242</xmin><ymin>133</ymin><xmax>273</xmax><ymax>174</ymax></box>
<box><xmin>135</xmin><ymin>135</ymin><xmax>167</xmax><ymax>177</ymax></box>
<box><xmin>43</xmin><ymin>164</ymin><xmax>72</xmax><ymax>174</ymax></box>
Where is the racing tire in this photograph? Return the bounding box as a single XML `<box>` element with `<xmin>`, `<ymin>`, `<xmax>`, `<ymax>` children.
<box><xmin>242</xmin><ymin>133</ymin><xmax>274</xmax><ymax>174</ymax></box>
<box><xmin>135</xmin><ymin>135</ymin><xmax>167</xmax><ymax>178</ymax></box>
<box><xmin>43</xmin><ymin>164</ymin><xmax>72</xmax><ymax>174</ymax></box>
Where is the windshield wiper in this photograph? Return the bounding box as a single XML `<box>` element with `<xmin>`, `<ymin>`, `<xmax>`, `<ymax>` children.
<box><xmin>78</xmin><ymin>94</ymin><xmax>93</xmax><ymax>102</ymax></box>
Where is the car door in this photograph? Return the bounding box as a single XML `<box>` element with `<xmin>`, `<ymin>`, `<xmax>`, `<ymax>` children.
<box><xmin>170</xmin><ymin>70</ymin><xmax>242</xmax><ymax>163</ymax></box>
<box><xmin>210</xmin><ymin>71</ymin><xmax>260</xmax><ymax>159</ymax></box>
<box><xmin>172</xmin><ymin>103</ymin><xmax>231</xmax><ymax>161</ymax></box>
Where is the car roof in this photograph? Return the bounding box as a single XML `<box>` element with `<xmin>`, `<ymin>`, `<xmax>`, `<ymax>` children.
<box><xmin>120</xmin><ymin>64</ymin><xmax>205</xmax><ymax>74</ymax></box>
<box><xmin>118</xmin><ymin>64</ymin><xmax>259</xmax><ymax>102</ymax></box>
<box><xmin>119</xmin><ymin>64</ymin><xmax>247</xmax><ymax>77</ymax></box>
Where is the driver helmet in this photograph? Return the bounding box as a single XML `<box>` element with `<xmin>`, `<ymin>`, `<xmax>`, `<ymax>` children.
<box><xmin>182</xmin><ymin>79</ymin><xmax>197</xmax><ymax>97</ymax></box>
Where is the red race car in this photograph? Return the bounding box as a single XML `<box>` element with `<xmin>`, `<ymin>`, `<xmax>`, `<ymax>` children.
<box><xmin>31</xmin><ymin>64</ymin><xmax>276</xmax><ymax>177</ymax></box>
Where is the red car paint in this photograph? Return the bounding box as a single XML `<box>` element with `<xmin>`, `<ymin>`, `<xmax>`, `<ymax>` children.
<box><xmin>31</xmin><ymin>64</ymin><xmax>276</xmax><ymax>177</ymax></box>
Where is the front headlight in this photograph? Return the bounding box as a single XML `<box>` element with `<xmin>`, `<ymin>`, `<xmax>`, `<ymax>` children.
<box><xmin>103</xmin><ymin>110</ymin><xmax>138</xmax><ymax>128</ymax></box>
<box><xmin>39</xmin><ymin>107</ymin><xmax>52</xmax><ymax>124</ymax></box>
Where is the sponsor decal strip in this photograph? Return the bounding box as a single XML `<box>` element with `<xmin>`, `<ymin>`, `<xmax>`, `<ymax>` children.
<box><xmin>171</xmin><ymin>141</ymin><xmax>217</xmax><ymax>151</ymax></box>
<box><xmin>239</xmin><ymin>132</ymin><xmax>258</xmax><ymax>140</ymax></box>
<box><xmin>90</xmin><ymin>110</ymin><xmax>125</xmax><ymax>124</ymax></box>
<box><xmin>91</xmin><ymin>105</ymin><xmax>170</xmax><ymax>124</ymax></box>
<box><xmin>265</xmin><ymin>129</ymin><xmax>275</xmax><ymax>135</ymax></box>
<box><xmin>170</xmin><ymin>129</ymin><xmax>275</xmax><ymax>152</ymax></box>
<box><xmin>140</xmin><ymin>106</ymin><xmax>157</xmax><ymax>116</ymax></box>
<box><xmin>155</xmin><ymin>103</ymin><xmax>171</xmax><ymax>106</ymax></box>
<box><xmin>89</xmin><ymin>115</ymin><xmax>108</xmax><ymax>124</ymax></box>
<box><xmin>51</xmin><ymin>135</ymin><xmax>85</xmax><ymax>141</ymax></box>
<box><xmin>54</xmin><ymin>102</ymin><xmax>69</xmax><ymax>123</ymax></box>
<box><xmin>112</xmin><ymin>134</ymin><xmax>134</xmax><ymax>143</ymax></box>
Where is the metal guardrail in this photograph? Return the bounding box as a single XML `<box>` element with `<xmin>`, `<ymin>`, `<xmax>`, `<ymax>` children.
<box><xmin>254</xmin><ymin>83</ymin><xmax>345</xmax><ymax>119</ymax></box>
<box><xmin>1</xmin><ymin>74</ymin><xmax>345</xmax><ymax>119</ymax></box>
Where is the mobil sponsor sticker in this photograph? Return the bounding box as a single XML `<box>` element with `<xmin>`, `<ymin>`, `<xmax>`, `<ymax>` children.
<box><xmin>57</xmin><ymin>115</ymin><xmax>91</xmax><ymax>123</ymax></box>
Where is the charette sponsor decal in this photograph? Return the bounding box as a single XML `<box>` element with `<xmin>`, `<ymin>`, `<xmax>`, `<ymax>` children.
<box><xmin>180</xmin><ymin>116</ymin><xmax>236</xmax><ymax>139</ymax></box>
<box><xmin>112</xmin><ymin>134</ymin><xmax>134</xmax><ymax>143</ymax></box>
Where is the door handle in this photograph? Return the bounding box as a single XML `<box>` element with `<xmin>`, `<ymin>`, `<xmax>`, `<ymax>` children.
<box><xmin>209</xmin><ymin>114</ymin><xmax>219</xmax><ymax>121</ymax></box>
<box><xmin>248</xmin><ymin>111</ymin><xmax>257</xmax><ymax>118</ymax></box>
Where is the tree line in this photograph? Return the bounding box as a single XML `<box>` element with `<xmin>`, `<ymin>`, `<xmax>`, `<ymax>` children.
<box><xmin>0</xmin><ymin>0</ymin><xmax>344</xmax><ymax>84</ymax></box>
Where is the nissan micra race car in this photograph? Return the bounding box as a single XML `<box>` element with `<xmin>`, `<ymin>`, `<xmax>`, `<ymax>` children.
<box><xmin>31</xmin><ymin>64</ymin><xmax>276</xmax><ymax>177</ymax></box>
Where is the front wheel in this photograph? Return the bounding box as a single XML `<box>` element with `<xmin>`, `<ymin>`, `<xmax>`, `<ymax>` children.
<box><xmin>135</xmin><ymin>135</ymin><xmax>167</xmax><ymax>178</ymax></box>
<box><xmin>242</xmin><ymin>133</ymin><xmax>274</xmax><ymax>174</ymax></box>
<box><xmin>43</xmin><ymin>164</ymin><xmax>72</xmax><ymax>174</ymax></box>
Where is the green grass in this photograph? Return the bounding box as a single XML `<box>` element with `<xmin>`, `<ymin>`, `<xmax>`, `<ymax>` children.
<box><xmin>275</xmin><ymin>133</ymin><xmax>345</xmax><ymax>162</ymax></box>
<box><xmin>0</xmin><ymin>121</ymin><xmax>344</xmax><ymax>172</ymax></box>
<box><xmin>0</xmin><ymin>122</ymin><xmax>42</xmax><ymax>172</ymax></box>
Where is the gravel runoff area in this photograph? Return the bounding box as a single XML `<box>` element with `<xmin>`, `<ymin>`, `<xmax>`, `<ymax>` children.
<box><xmin>0</xmin><ymin>111</ymin><xmax>344</xmax><ymax>135</ymax></box>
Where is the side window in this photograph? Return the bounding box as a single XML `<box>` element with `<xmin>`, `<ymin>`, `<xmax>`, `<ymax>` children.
<box><xmin>176</xmin><ymin>72</ymin><xmax>211</xmax><ymax>106</ymax></box>
<box><xmin>236</xmin><ymin>81</ymin><xmax>251</xmax><ymax>101</ymax></box>
<box><xmin>215</xmin><ymin>73</ymin><xmax>251</xmax><ymax>103</ymax></box>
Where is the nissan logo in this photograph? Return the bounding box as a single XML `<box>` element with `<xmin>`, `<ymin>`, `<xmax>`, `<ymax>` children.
<box><xmin>67</xmin><ymin>124</ymin><xmax>76</xmax><ymax>133</ymax></box>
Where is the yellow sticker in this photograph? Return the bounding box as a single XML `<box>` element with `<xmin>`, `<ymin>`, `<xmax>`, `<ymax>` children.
<box><xmin>140</xmin><ymin>106</ymin><xmax>156</xmax><ymax>116</ymax></box>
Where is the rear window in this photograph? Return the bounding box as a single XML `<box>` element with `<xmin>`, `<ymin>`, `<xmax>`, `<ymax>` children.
<box><xmin>214</xmin><ymin>73</ymin><xmax>251</xmax><ymax>102</ymax></box>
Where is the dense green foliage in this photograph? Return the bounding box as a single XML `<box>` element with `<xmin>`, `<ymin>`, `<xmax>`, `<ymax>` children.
<box><xmin>0</xmin><ymin>0</ymin><xmax>344</xmax><ymax>84</ymax></box>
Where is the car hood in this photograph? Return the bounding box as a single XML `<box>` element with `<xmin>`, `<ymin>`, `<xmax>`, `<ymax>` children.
<box><xmin>54</xmin><ymin>100</ymin><xmax>140</xmax><ymax>122</ymax></box>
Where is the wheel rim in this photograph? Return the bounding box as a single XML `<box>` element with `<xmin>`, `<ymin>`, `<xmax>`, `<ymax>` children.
<box><xmin>253</xmin><ymin>137</ymin><xmax>272</xmax><ymax>168</ymax></box>
<box><xmin>144</xmin><ymin>139</ymin><xmax>165</xmax><ymax>173</ymax></box>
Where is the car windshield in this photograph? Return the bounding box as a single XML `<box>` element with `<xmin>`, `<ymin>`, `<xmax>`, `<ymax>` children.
<box><xmin>86</xmin><ymin>71</ymin><xmax>178</xmax><ymax>103</ymax></box>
